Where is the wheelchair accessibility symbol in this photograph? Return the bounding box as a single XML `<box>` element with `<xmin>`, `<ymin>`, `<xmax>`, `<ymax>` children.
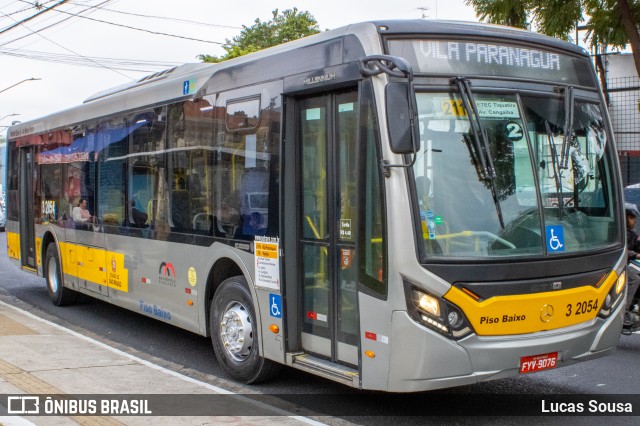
<box><xmin>269</xmin><ymin>293</ymin><xmax>282</xmax><ymax>318</ymax></box>
<box><xmin>546</xmin><ymin>225</ymin><xmax>565</xmax><ymax>252</ymax></box>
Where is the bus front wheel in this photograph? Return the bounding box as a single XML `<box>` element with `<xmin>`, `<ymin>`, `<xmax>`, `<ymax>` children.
<box><xmin>210</xmin><ymin>276</ymin><xmax>280</xmax><ymax>383</ymax></box>
<box><xmin>44</xmin><ymin>244</ymin><xmax>77</xmax><ymax>306</ymax></box>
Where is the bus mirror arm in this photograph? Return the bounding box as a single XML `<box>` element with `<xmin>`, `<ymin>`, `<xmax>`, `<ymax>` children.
<box><xmin>358</xmin><ymin>55</ymin><xmax>414</xmax><ymax>80</ymax></box>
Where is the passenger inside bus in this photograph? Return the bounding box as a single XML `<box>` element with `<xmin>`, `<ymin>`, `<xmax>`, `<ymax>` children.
<box><xmin>130</xmin><ymin>200</ymin><xmax>148</xmax><ymax>228</ymax></box>
<box><xmin>72</xmin><ymin>198</ymin><xmax>93</xmax><ymax>230</ymax></box>
<box><xmin>171</xmin><ymin>177</ymin><xmax>192</xmax><ymax>232</ymax></box>
<box><xmin>216</xmin><ymin>194</ymin><xmax>241</xmax><ymax>237</ymax></box>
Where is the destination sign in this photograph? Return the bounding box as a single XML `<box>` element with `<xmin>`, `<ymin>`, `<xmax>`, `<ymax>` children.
<box><xmin>423</xmin><ymin>41</ymin><xmax>559</xmax><ymax>69</ymax></box>
<box><xmin>387</xmin><ymin>39</ymin><xmax>596</xmax><ymax>87</ymax></box>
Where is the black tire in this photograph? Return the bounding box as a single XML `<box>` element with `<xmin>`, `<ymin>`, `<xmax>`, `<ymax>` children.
<box><xmin>210</xmin><ymin>276</ymin><xmax>280</xmax><ymax>383</ymax></box>
<box><xmin>44</xmin><ymin>244</ymin><xmax>77</xmax><ymax>306</ymax></box>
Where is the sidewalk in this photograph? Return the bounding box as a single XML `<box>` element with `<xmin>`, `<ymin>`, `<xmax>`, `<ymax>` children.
<box><xmin>0</xmin><ymin>299</ymin><xmax>324</xmax><ymax>426</ymax></box>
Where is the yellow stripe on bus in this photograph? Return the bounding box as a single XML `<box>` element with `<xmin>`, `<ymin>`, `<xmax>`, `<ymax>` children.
<box><xmin>58</xmin><ymin>242</ymin><xmax>129</xmax><ymax>292</ymax></box>
<box><xmin>36</xmin><ymin>238</ymin><xmax>42</xmax><ymax>266</ymax></box>
<box><xmin>7</xmin><ymin>234</ymin><xmax>127</xmax><ymax>292</ymax></box>
<box><xmin>444</xmin><ymin>270</ymin><xmax>618</xmax><ymax>336</ymax></box>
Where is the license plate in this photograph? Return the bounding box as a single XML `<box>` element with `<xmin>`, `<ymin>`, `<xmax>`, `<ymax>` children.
<box><xmin>519</xmin><ymin>352</ymin><xmax>558</xmax><ymax>374</ymax></box>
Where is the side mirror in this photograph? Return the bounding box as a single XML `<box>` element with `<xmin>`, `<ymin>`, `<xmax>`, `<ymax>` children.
<box><xmin>385</xmin><ymin>82</ymin><xmax>418</xmax><ymax>154</ymax></box>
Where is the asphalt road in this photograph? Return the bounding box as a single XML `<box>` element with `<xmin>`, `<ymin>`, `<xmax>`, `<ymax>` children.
<box><xmin>0</xmin><ymin>231</ymin><xmax>638</xmax><ymax>425</ymax></box>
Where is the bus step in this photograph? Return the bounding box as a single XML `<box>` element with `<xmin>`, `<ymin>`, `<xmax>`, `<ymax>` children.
<box><xmin>288</xmin><ymin>352</ymin><xmax>359</xmax><ymax>387</ymax></box>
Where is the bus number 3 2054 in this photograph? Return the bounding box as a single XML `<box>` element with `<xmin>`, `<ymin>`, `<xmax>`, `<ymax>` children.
<box><xmin>565</xmin><ymin>299</ymin><xmax>599</xmax><ymax>317</ymax></box>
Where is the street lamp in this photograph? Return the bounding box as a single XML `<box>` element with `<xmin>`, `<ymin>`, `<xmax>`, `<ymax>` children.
<box><xmin>0</xmin><ymin>78</ymin><xmax>41</xmax><ymax>95</ymax></box>
<box><xmin>0</xmin><ymin>113</ymin><xmax>20</xmax><ymax>123</ymax></box>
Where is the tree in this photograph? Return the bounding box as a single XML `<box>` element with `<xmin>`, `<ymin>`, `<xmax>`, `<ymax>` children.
<box><xmin>465</xmin><ymin>0</ymin><xmax>640</xmax><ymax>78</ymax></box>
<box><xmin>198</xmin><ymin>8</ymin><xmax>320</xmax><ymax>63</ymax></box>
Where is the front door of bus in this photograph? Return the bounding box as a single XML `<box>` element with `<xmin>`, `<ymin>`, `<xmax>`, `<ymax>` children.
<box><xmin>19</xmin><ymin>147</ymin><xmax>37</xmax><ymax>269</ymax></box>
<box><xmin>297</xmin><ymin>89</ymin><xmax>359</xmax><ymax>366</ymax></box>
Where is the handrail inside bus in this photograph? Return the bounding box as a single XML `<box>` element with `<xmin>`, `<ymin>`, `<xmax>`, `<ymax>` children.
<box><xmin>305</xmin><ymin>216</ymin><xmax>328</xmax><ymax>255</ymax></box>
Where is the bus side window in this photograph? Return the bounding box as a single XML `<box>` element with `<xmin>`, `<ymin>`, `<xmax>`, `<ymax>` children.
<box><xmin>212</xmin><ymin>85</ymin><xmax>281</xmax><ymax>240</ymax></box>
<box><xmin>96</xmin><ymin>119</ymin><xmax>129</xmax><ymax>227</ymax></box>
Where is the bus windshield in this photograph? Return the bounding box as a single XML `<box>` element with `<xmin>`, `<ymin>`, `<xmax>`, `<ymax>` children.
<box><xmin>413</xmin><ymin>91</ymin><xmax>618</xmax><ymax>259</ymax></box>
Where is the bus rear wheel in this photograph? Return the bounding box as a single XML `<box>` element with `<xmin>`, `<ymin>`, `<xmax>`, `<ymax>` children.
<box><xmin>45</xmin><ymin>244</ymin><xmax>77</xmax><ymax>306</ymax></box>
<box><xmin>210</xmin><ymin>276</ymin><xmax>280</xmax><ymax>383</ymax></box>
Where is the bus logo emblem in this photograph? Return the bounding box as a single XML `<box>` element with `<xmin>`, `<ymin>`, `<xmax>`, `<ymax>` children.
<box><xmin>159</xmin><ymin>262</ymin><xmax>176</xmax><ymax>277</ymax></box>
<box><xmin>540</xmin><ymin>304</ymin><xmax>554</xmax><ymax>322</ymax></box>
<box><xmin>158</xmin><ymin>262</ymin><xmax>177</xmax><ymax>287</ymax></box>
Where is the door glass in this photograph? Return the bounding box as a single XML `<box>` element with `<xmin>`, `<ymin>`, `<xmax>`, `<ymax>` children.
<box><xmin>302</xmin><ymin>103</ymin><xmax>327</xmax><ymax>241</ymax></box>
<box><xmin>302</xmin><ymin>244</ymin><xmax>330</xmax><ymax>337</ymax></box>
<box><xmin>299</xmin><ymin>91</ymin><xmax>359</xmax><ymax>363</ymax></box>
<box><xmin>300</xmin><ymin>97</ymin><xmax>330</xmax><ymax>339</ymax></box>
<box><xmin>20</xmin><ymin>148</ymin><xmax>36</xmax><ymax>267</ymax></box>
<box><xmin>336</xmin><ymin>92</ymin><xmax>358</xmax><ymax>345</ymax></box>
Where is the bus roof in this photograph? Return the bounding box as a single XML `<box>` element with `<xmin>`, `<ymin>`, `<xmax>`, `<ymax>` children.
<box><xmin>8</xmin><ymin>19</ymin><xmax>589</xmax><ymax>140</ymax></box>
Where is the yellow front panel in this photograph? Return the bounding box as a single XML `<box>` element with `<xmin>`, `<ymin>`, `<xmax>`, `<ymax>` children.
<box><xmin>445</xmin><ymin>271</ymin><xmax>617</xmax><ymax>336</ymax></box>
<box><xmin>6</xmin><ymin>232</ymin><xmax>20</xmax><ymax>260</ymax></box>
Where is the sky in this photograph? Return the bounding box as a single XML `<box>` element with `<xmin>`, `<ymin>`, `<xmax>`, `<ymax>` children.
<box><xmin>0</xmin><ymin>0</ymin><xmax>478</xmax><ymax>126</ymax></box>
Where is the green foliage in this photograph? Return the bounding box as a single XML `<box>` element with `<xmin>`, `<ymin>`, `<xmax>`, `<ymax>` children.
<box><xmin>531</xmin><ymin>0</ymin><xmax>583</xmax><ymax>40</ymax></box>
<box><xmin>466</xmin><ymin>0</ymin><xmax>640</xmax><ymax>48</ymax></box>
<box><xmin>198</xmin><ymin>8</ymin><xmax>320</xmax><ymax>63</ymax></box>
<box><xmin>465</xmin><ymin>0</ymin><xmax>530</xmax><ymax>28</ymax></box>
<box><xmin>585</xmin><ymin>0</ymin><xmax>640</xmax><ymax>49</ymax></box>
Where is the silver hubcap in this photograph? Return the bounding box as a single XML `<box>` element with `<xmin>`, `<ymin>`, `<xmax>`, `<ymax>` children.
<box><xmin>47</xmin><ymin>256</ymin><xmax>59</xmax><ymax>293</ymax></box>
<box><xmin>219</xmin><ymin>301</ymin><xmax>253</xmax><ymax>361</ymax></box>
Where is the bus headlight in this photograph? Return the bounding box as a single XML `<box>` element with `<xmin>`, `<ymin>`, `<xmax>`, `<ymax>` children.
<box><xmin>414</xmin><ymin>290</ymin><xmax>440</xmax><ymax>316</ymax></box>
<box><xmin>405</xmin><ymin>282</ymin><xmax>473</xmax><ymax>340</ymax></box>
<box><xmin>615</xmin><ymin>270</ymin><xmax>626</xmax><ymax>295</ymax></box>
<box><xmin>598</xmin><ymin>269</ymin><xmax>626</xmax><ymax>319</ymax></box>
<box><xmin>447</xmin><ymin>311</ymin><xmax>462</xmax><ymax>328</ymax></box>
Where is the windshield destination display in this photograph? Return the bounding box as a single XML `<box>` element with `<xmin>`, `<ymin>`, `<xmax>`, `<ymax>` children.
<box><xmin>420</xmin><ymin>41</ymin><xmax>560</xmax><ymax>70</ymax></box>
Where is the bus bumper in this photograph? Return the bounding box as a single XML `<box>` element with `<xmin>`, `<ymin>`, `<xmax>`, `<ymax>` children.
<box><xmin>387</xmin><ymin>302</ymin><xmax>624</xmax><ymax>392</ymax></box>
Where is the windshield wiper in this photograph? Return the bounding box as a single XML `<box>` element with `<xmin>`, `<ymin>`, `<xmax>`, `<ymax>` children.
<box><xmin>452</xmin><ymin>77</ymin><xmax>495</xmax><ymax>180</ymax></box>
<box><xmin>452</xmin><ymin>77</ymin><xmax>504</xmax><ymax>229</ymax></box>
<box><xmin>560</xmin><ymin>86</ymin><xmax>574</xmax><ymax>170</ymax></box>
<box><xmin>544</xmin><ymin>121</ymin><xmax>564</xmax><ymax>219</ymax></box>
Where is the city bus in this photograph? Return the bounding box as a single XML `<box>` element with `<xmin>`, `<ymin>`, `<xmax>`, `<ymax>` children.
<box><xmin>4</xmin><ymin>20</ymin><xmax>627</xmax><ymax>392</ymax></box>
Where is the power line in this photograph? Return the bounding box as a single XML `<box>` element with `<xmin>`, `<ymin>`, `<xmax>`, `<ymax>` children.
<box><xmin>0</xmin><ymin>46</ymin><xmax>181</xmax><ymax>71</ymax></box>
<box><xmin>0</xmin><ymin>0</ymin><xmax>55</xmax><ymax>21</ymax></box>
<box><xmin>0</xmin><ymin>0</ymin><xmax>101</xmax><ymax>46</ymax></box>
<box><xmin>0</xmin><ymin>3</ymin><xmax>134</xmax><ymax>79</ymax></box>
<box><xmin>17</xmin><ymin>0</ymin><xmax>223</xmax><ymax>44</ymax></box>
<box><xmin>64</xmin><ymin>1</ymin><xmax>242</xmax><ymax>30</ymax></box>
<box><xmin>0</xmin><ymin>0</ymin><xmax>69</xmax><ymax>36</ymax></box>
